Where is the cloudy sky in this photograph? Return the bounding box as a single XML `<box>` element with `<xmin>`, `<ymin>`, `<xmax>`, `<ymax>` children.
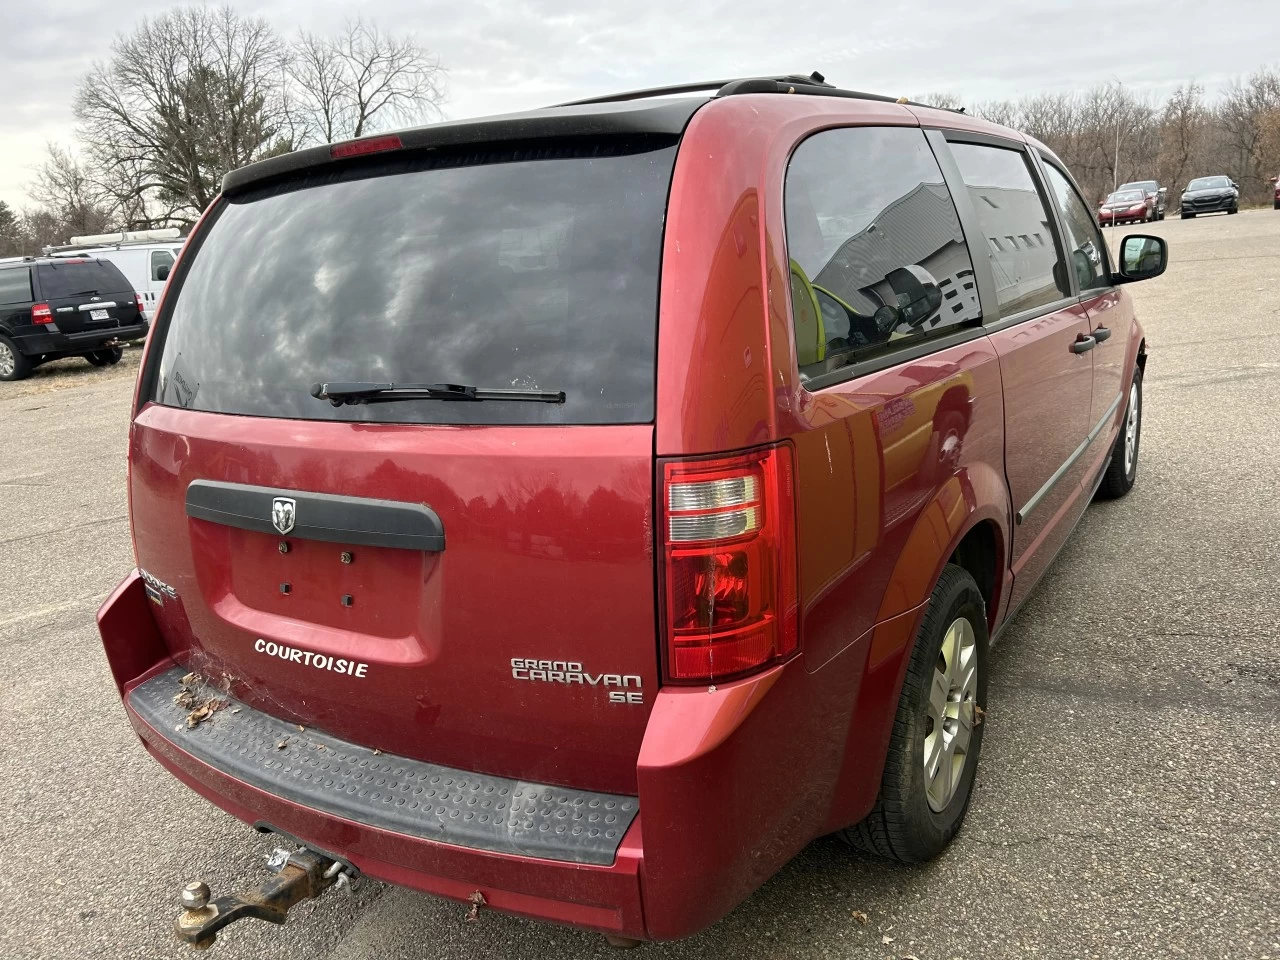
<box><xmin>1</xmin><ymin>0</ymin><xmax>1274</xmax><ymax>210</ymax></box>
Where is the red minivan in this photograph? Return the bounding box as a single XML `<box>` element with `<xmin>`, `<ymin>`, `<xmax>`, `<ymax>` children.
<box><xmin>97</xmin><ymin>75</ymin><xmax>1166</xmax><ymax>947</ymax></box>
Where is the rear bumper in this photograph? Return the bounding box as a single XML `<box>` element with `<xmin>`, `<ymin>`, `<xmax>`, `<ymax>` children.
<box><xmin>99</xmin><ymin>571</ymin><xmax>895</xmax><ymax>941</ymax></box>
<box><xmin>15</xmin><ymin>321</ymin><xmax>148</xmax><ymax>356</ymax></box>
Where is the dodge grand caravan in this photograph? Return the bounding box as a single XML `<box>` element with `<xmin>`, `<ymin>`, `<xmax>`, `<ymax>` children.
<box><xmin>96</xmin><ymin>74</ymin><xmax>1166</xmax><ymax>947</ymax></box>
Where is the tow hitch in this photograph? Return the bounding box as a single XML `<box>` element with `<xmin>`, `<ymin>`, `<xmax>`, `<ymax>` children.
<box><xmin>174</xmin><ymin>847</ymin><xmax>357</xmax><ymax>949</ymax></box>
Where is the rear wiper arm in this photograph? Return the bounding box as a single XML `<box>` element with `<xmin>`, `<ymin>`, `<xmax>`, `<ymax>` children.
<box><xmin>310</xmin><ymin>381</ymin><xmax>566</xmax><ymax>406</ymax></box>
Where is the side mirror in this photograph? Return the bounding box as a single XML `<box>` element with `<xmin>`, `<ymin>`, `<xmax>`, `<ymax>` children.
<box><xmin>1116</xmin><ymin>235</ymin><xmax>1167</xmax><ymax>283</ymax></box>
<box><xmin>1158</xmin><ymin>186</ymin><xmax>1168</xmax><ymax>196</ymax></box>
<box><xmin>157</xmin><ymin>264</ymin><xmax>171</xmax><ymax>282</ymax></box>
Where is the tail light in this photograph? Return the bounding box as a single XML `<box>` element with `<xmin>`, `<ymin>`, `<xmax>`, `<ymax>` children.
<box><xmin>135</xmin><ymin>293</ymin><xmax>145</xmax><ymax>315</ymax></box>
<box><xmin>659</xmin><ymin>444</ymin><xmax>799</xmax><ymax>683</ymax></box>
<box><xmin>31</xmin><ymin>303</ymin><xmax>52</xmax><ymax>324</ymax></box>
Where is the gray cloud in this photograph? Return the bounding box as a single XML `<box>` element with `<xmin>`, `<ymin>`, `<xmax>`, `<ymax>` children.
<box><xmin>1</xmin><ymin>0</ymin><xmax>1272</xmax><ymax>208</ymax></box>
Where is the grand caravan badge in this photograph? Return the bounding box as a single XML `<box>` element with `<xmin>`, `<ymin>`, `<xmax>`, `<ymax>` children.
<box><xmin>510</xmin><ymin>659</ymin><xmax>643</xmax><ymax>704</ymax></box>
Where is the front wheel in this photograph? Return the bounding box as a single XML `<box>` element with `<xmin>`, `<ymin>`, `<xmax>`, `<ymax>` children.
<box><xmin>1096</xmin><ymin>366</ymin><xmax>1143</xmax><ymax>500</ymax></box>
<box><xmin>1228</xmin><ymin>205</ymin><xmax>1238</xmax><ymax>215</ymax></box>
<box><xmin>840</xmin><ymin>565</ymin><xmax>988</xmax><ymax>863</ymax></box>
<box><xmin>1182</xmin><ymin>211</ymin><xmax>1194</xmax><ymax>219</ymax></box>
<box><xmin>86</xmin><ymin>347</ymin><xmax>123</xmax><ymax>367</ymax></box>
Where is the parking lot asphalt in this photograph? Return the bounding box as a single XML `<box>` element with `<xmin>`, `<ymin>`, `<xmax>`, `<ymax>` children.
<box><xmin>2</xmin><ymin>209</ymin><xmax>1278</xmax><ymax>960</ymax></box>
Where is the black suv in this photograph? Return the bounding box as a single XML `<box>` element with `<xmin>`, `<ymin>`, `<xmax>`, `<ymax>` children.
<box><xmin>0</xmin><ymin>257</ymin><xmax>148</xmax><ymax>381</ymax></box>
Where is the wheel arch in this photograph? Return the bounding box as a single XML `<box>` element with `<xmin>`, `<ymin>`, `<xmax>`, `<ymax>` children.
<box><xmin>821</xmin><ymin>465</ymin><xmax>1010</xmax><ymax>834</ymax></box>
<box><xmin>873</xmin><ymin>460</ymin><xmax>1011</xmax><ymax>630</ymax></box>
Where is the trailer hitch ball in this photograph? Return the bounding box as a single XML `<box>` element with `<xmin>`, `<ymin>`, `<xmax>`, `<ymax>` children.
<box><xmin>176</xmin><ymin>881</ymin><xmax>218</xmax><ymax>950</ymax></box>
<box><xmin>173</xmin><ymin>847</ymin><xmax>351</xmax><ymax>949</ymax></box>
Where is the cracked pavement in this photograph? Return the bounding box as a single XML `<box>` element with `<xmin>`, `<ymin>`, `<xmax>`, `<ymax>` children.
<box><xmin>1</xmin><ymin>211</ymin><xmax>1278</xmax><ymax>959</ymax></box>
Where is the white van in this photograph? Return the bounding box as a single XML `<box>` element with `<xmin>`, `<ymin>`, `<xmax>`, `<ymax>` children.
<box><xmin>45</xmin><ymin>229</ymin><xmax>185</xmax><ymax>320</ymax></box>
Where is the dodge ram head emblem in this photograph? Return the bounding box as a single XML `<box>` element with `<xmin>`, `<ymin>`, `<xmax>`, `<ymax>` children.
<box><xmin>271</xmin><ymin>497</ymin><xmax>296</xmax><ymax>535</ymax></box>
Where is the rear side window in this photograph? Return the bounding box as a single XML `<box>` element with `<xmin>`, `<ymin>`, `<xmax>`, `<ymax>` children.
<box><xmin>784</xmin><ymin>127</ymin><xmax>981</xmax><ymax>381</ymax></box>
<box><xmin>1042</xmin><ymin>163</ymin><xmax>1110</xmax><ymax>292</ymax></box>
<box><xmin>948</xmin><ymin>143</ymin><xmax>1067</xmax><ymax>315</ymax></box>
<box><xmin>152</xmin><ymin>139</ymin><xmax>678</xmax><ymax>425</ymax></box>
<box><xmin>36</xmin><ymin>260</ymin><xmax>133</xmax><ymax>301</ymax></box>
<box><xmin>0</xmin><ymin>268</ymin><xmax>32</xmax><ymax>305</ymax></box>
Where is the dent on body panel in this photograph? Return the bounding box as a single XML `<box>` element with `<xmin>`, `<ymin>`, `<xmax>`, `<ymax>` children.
<box><xmin>795</xmin><ymin>343</ymin><xmax>1004</xmax><ymax>671</ymax></box>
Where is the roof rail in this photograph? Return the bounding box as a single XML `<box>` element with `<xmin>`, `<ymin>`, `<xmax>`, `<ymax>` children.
<box><xmin>554</xmin><ymin>73</ymin><xmax>963</xmax><ymax>113</ymax></box>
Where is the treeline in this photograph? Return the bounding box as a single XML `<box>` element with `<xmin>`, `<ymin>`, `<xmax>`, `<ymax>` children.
<box><xmin>0</xmin><ymin>5</ymin><xmax>443</xmax><ymax>256</ymax></box>
<box><xmin>931</xmin><ymin>70</ymin><xmax>1280</xmax><ymax>206</ymax></box>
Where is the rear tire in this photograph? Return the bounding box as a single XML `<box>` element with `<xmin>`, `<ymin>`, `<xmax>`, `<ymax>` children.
<box><xmin>1228</xmin><ymin>204</ymin><xmax>1238</xmax><ymax>215</ymax></box>
<box><xmin>1182</xmin><ymin>211</ymin><xmax>1194</xmax><ymax>219</ymax></box>
<box><xmin>86</xmin><ymin>347</ymin><xmax>123</xmax><ymax>367</ymax></box>
<box><xmin>1095</xmin><ymin>365</ymin><xmax>1143</xmax><ymax>500</ymax></box>
<box><xmin>840</xmin><ymin>565</ymin><xmax>988</xmax><ymax>863</ymax></box>
<box><xmin>0</xmin><ymin>335</ymin><xmax>31</xmax><ymax>381</ymax></box>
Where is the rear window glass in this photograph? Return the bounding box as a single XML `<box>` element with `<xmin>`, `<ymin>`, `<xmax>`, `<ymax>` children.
<box><xmin>36</xmin><ymin>260</ymin><xmax>133</xmax><ymax>300</ymax></box>
<box><xmin>152</xmin><ymin>139</ymin><xmax>678</xmax><ymax>425</ymax></box>
<box><xmin>0</xmin><ymin>268</ymin><xmax>32</xmax><ymax>305</ymax></box>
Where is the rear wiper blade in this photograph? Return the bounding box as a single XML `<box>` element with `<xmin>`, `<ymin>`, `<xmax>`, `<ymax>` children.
<box><xmin>310</xmin><ymin>381</ymin><xmax>566</xmax><ymax>406</ymax></box>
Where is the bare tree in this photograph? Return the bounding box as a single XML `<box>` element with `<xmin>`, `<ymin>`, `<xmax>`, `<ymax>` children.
<box><xmin>29</xmin><ymin>143</ymin><xmax>116</xmax><ymax>240</ymax></box>
<box><xmin>1157</xmin><ymin>83</ymin><xmax>1208</xmax><ymax>198</ymax></box>
<box><xmin>75</xmin><ymin>6</ymin><xmax>291</xmax><ymax>223</ymax></box>
<box><xmin>290</xmin><ymin>18</ymin><xmax>445</xmax><ymax>143</ymax></box>
<box><xmin>1220</xmin><ymin>68</ymin><xmax>1280</xmax><ymax>195</ymax></box>
<box><xmin>1255</xmin><ymin>108</ymin><xmax>1280</xmax><ymax>181</ymax></box>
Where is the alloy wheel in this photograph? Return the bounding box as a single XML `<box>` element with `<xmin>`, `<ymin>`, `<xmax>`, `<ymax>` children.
<box><xmin>1123</xmin><ymin>381</ymin><xmax>1140</xmax><ymax>475</ymax></box>
<box><xmin>923</xmin><ymin>616</ymin><xmax>979</xmax><ymax>812</ymax></box>
<box><xmin>0</xmin><ymin>341</ymin><xmax>14</xmax><ymax>378</ymax></box>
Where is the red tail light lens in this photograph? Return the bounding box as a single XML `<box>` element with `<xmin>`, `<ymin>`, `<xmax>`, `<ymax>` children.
<box><xmin>31</xmin><ymin>303</ymin><xmax>53</xmax><ymax>324</ymax></box>
<box><xmin>330</xmin><ymin>134</ymin><xmax>403</xmax><ymax>159</ymax></box>
<box><xmin>660</xmin><ymin>444</ymin><xmax>799</xmax><ymax>682</ymax></box>
<box><xmin>135</xmin><ymin>293</ymin><xmax>145</xmax><ymax>314</ymax></box>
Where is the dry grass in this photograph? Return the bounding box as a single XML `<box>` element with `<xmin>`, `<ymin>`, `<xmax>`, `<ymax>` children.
<box><xmin>0</xmin><ymin>343</ymin><xmax>143</xmax><ymax>401</ymax></box>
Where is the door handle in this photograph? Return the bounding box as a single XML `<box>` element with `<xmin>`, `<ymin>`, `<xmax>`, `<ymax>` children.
<box><xmin>1071</xmin><ymin>335</ymin><xmax>1096</xmax><ymax>354</ymax></box>
<box><xmin>1092</xmin><ymin>326</ymin><xmax>1112</xmax><ymax>342</ymax></box>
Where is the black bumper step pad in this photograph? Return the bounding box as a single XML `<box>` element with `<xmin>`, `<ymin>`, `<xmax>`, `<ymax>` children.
<box><xmin>130</xmin><ymin>667</ymin><xmax>638</xmax><ymax>866</ymax></box>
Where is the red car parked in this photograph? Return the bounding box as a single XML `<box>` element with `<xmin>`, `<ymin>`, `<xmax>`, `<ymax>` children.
<box><xmin>97</xmin><ymin>74</ymin><xmax>1166</xmax><ymax>948</ymax></box>
<box><xmin>1098</xmin><ymin>188</ymin><xmax>1156</xmax><ymax>225</ymax></box>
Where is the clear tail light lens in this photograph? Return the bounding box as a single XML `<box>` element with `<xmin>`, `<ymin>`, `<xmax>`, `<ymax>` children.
<box><xmin>659</xmin><ymin>444</ymin><xmax>799</xmax><ymax>682</ymax></box>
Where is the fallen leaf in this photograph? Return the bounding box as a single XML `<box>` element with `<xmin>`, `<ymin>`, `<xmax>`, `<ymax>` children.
<box><xmin>882</xmin><ymin>935</ymin><xmax>895</xmax><ymax>945</ymax></box>
<box><xmin>297</xmin><ymin>724</ymin><xmax>305</xmax><ymax>732</ymax></box>
<box><xmin>174</xmin><ymin>690</ymin><xmax>197</xmax><ymax>709</ymax></box>
<box><xmin>974</xmin><ymin>704</ymin><xmax>986</xmax><ymax>726</ymax></box>
<box><xmin>373</xmin><ymin>748</ymin><xmax>382</xmax><ymax>755</ymax></box>
<box><xmin>180</xmin><ymin>672</ymin><xmax>200</xmax><ymax>687</ymax></box>
<box><xmin>276</xmin><ymin>739</ymin><xmax>289</xmax><ymax>750</ymax></box>
<box><xmin>851</xmin><ymin>910</ymin><xmax>869</xmax><ymax>925</ymax></box>
<box><xmin>465</xmin><ymin>890</ymin><xmax>487</xmax><ymax>922</ymax></box>
<box><xmin>185</xmin><ymin>698</ymin><xmax>227</xmax><ymax>728</ymax></box>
